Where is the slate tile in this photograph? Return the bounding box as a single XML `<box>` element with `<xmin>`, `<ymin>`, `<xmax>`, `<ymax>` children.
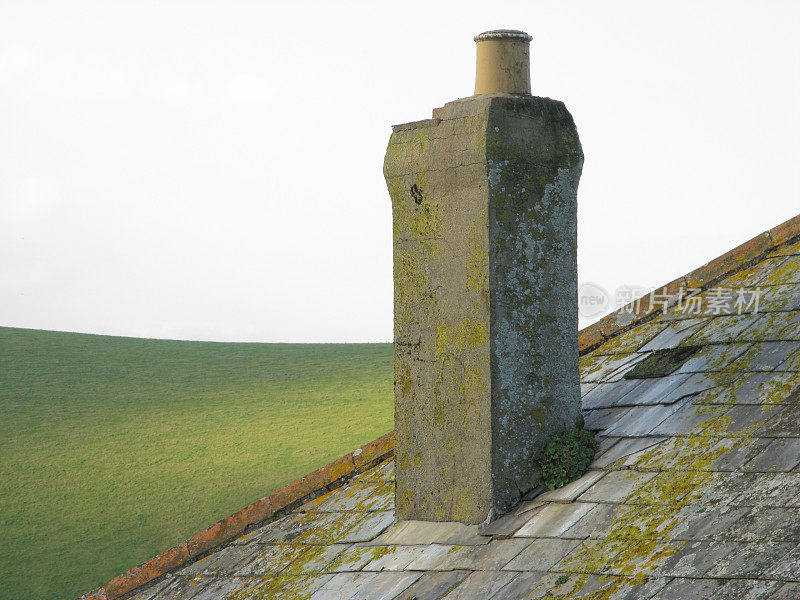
<box><xmin>706</xmin><ymin>541</ymin><xmax>795</xmax><ymax>578</ymax></box>
<box><xmin>125</xmin><ymin>575</ymin><xmax>174</xmax><ymax>600</ymax></box>
<box><xmin>353</xmin><ymin>459</ymin><xmax>395</xmax><ymax>483</ymax></box>
<box><xmin>582</xmin><ymin>380</ymin><xmax>645</xmax><ymax>409</ymax></box>
<box><xmin>724</xmin><ymin>404</ymin><xmax>781</xmax><ymax>434</ymax></box>
<box><xmin>536</xmin><ymin>471</ymin><xmax>607</xmax><ymax>503</ymax></box>
<box><xmin>669</xmin><ymin>504</ymin><xmax>750</xmax><ymax>541</ymax></box>
<box><xmin>176</xmin><ymin>542</ymin><xmax>262</xmax><ymax>575</ymax></box>
<box><xmin>656</xmin><ymin>372</ymin><xmax>720</xmax><ymax>404</ymax></box>
<box><xmin>594</xmin><ymin>321</ymin><xmax>669</xmax><ymax>355</ymax></box>
<box><xmin>729</xmin><ymin>472</ymin><xmax>800</xmax><ymax>507</ymax></box>
<box><xmin>584</xmin><ymin>407</ymin><xmax>634</xmax><ymax>432</ymax></box>
<box><xmin>768</xmin><ymin>582</ymin><xmax>800</xmax><ymax>599</ymax></box>
<box><xmin>639</xmin><ymin>318</ymin><xmax>708</xmax><ymax>351</ymax></box>
<box><xmin>240</xmin><ymin>543</ymin><xmax>346</xmax><ymax>576</ymax></box>
<box><xmin>360</xmin><ymin>545</ymin><xmax>432</xmax><ymax>572</ymax></box>
<box><xmin>386</xmin><ymin>570</ymin><xmax>470</xmax><ymax>600</ymax></box>
<box><xmin>355</xmin><ymin>571</ymin><xmax>423</xmax><ymax>600</ymax></box>
<box><xmin>325</xmin><ymin>545</ymin><xmax>413</xmax><ymax>573</ymax></box>
<box><xmin>292</xmin><ymin>510</ymin><xmax>396</xmax><ymax>544</ymax></box>
<box><xmin>426</xmin><ymin>539</ymin><xmax>532</xmax><ymax>571</ymax></box>
<box><xmin>704</xmin><ymin>578</ymin><xmax>783</xmax><ymax>600</ymax></box>
<box><xmin>606</xmin><ymin>353</ymin><xmax>659</xmax><ymax>382</ymax></box>
<box><xmin>591</xmin><ymin>437</ymin><xmax>668</xmax><ymax>469</ymax></box>
<box><xmin>577</xmin><ymin>471</ymin><xmax>658</xmax><ymax>503</ymax></box>
<box><xmin>513</xmin><ymin>503</ymin><xmax>597</xmax><ymax>538</ymax></box>
<box><xmin>728</xmin><ymin>342</ymin><xmax>800</xmax><ymax>372</ymax></box>
<box><xmin>649</xmin><ymin>577</ymin><xmax>726</xmax><ymax>600</ymax></box>
<box><xmin>309</xmin><ymin>571</ymin><xmax>420</xmax><ymax>600</ymax></box>
<box><xmin>620</xmin><ymin>374</ymin><xmax>697</xmax><ymax>407</ymax></box>
<box><xmin>682</xmin><ymin>314</ymin><xmax>762</xmax><ymax>345</ymax></box>
<box><xmin>402</xmin><ymin>544</ymin><xmax>457</xmax><ymax>570</ymax></box>
<box><xmin>721</xmin><ymin>256</ymin><xmax>787</xmax><ymax>287</ymax></box>
<box><xmin>478</xmin><ymin>510</ymin><xmax>536</xmax><ymax>539</ymax></box>
<box><xmin>711</xmin><ymin>437</ymin><xmax>774</xmax><ymax>472</ymax></box>
<box><xmin>649</xmin><ymin>402</ymin><xmax>728</xmax><ymax>436</ymax></box>
<box><xmin>502</xmin><ymin>538</ymin><xmax>582</xmax><ymax>571</ymax></box>
<box><xmin>439</xmin><ymin>570</ymin><xmax>517</xmax><ymax>599</ymax></box>
<box><xmin>677</xmin><ymin>343</ymin><xmax>752</xmax><ymax>373</ymax></box>
<box><xmin>690</xmin><ymin>471</ymin><xmax>753</xmax><ymax>506</ymax></box>
<box><xmin>243</xmin><ymin>512</ymin><xmax>317</xmax><ymax>544</ymax></box>
<box><xmin>313</xmin><ymin>481</ymin><xmax>395</xmax><ymax>512</ymax></box>
<box><xmin>763</xmin><ymin>544</ymin><xmax>800</xmax><ymax>581</ymax></box>
<box><xmin>551</xmin><ymin>538</ymin><xmax>621</xmax><ymax>575</ymax></box>
<box><xmin>604</xmin><ymin>403</ymin><xmax>689</xmax><ymax>437</ymax></box>
<box><xmin>187</xmin><ymin>578</ymin><xmax>257</xmax><ymax>600</ymax></box>
<box><xmin>592</xmin><ymin>435</ymin><xmax>623</xmax><ymax>461</ymax></box>
<box><xmin>757</xmin><ymin>287</ymin><xmax>800</xmax><ymax>312</ymax></box>
<box><xmin>720</xmin><ymin>505</ymin><xmax>795</xmax><ymax>542</ymax></box>
<box><xmin>487</xmin><ymin>571</ymin><xmax>549</xmax><ymax>600</ymax></box>
<box><xmin>148</xmin><ymin>575</ymin><xmax>218</xmax><ymax>600</ymax></box>
<box><xmin>775</xmin><ymin>346</ymin><xmax>800</xmax><ymax>371</ymax></box>
<box><xmin>761</xmin><ymin>403</ymin><xmax>800</xmax><ymax>437</ymax></box>
<box><xmin>742</xmin><ymin>438</ymin><xmax>800</xmax><ymax>472</ymax></box>
<box><xmin>581</xmin><ymin>353</ymin><xmax>644</xmax><ymax>383</ymax></box>
<box><xmin>562</xmin><ymin>502</ymin><xmax>620</xmax><ymax>540</ymax></box>
<box><xmin>655</xmin><ymin>540</ymin><xmax>739</xmax><ymax>577</ymax></box>
<box><xmin>565</xmin><ymin>574</ymin><xmax>626</xmax><ymax>598</ymax></box>
<box><xmin>768</xmin><ymin>240</ymin><xmax>800</xmax><ymax>257</ymax></box>
<box><xmin>371</xmin><ymin>519</ymin><xmax>489</xmax><ymax>546</ymax></box>
<box><xmin>581</xmin><ymin>381</ymin><xmax>601</xmax><ymax>396</ymax></box>
<box><xmin>705</xmin><ymin>371</ymin><xmax>798</xmax><ymax>406</ymax></box>
<box><xmin>736</xmin><ymin>311</ymin><xmax>800</xmax><ymax>341</ymax></box>
<box><xmin>599</xmin><ymin>577</ymin><xmax>672</xmax><ymax>600</ymax></box>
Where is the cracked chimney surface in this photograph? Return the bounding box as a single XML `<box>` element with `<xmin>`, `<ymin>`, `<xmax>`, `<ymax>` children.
<box><xmin>384</xmin><ymin>30</ymin><xmax>583</xmax><ymax>524</ymax></box>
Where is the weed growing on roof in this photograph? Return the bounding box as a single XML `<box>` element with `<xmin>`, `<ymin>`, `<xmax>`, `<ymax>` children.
<box><xmin>539</xmin><ymin>426</ymin><xmax>597</xmax><ymax>490</ymax></box>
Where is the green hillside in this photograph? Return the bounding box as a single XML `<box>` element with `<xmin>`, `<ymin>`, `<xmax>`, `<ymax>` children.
<box><xmin>0</xmin><ymin>326</ymin><xmax>393</xmax><ymax>600</ymax></box>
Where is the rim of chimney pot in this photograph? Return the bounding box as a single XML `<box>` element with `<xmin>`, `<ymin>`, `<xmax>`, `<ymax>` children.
<box><xmin>474</xmin><ymin>29</ymin><xmax>532</xmax><ymax>42</ymax></box>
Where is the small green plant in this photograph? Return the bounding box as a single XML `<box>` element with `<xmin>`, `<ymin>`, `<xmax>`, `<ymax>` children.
<box><xmin>555</xmin><ymin>574</ymin><xmax>570</xmax><ymax>586</ymax></box>
<box><xmin>539</xmin><ymin>426</ymin><xmax>597</xmax><ymax>490</ymax></box>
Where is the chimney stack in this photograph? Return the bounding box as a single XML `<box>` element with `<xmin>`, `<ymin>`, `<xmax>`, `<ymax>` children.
<box><xmin>384</xmin><ymin>30</ymin><xmax>583</xmax><ymax>524</ymax></box>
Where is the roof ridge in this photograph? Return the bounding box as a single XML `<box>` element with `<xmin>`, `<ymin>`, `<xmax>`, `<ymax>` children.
<box><xmin>578</xmin><ymin>212</ymin><xmax>800</xmax><ymax>354</ymax></box>
<box><xmin>79</xmin><ymin>211</ymin><xmax>800</xmax><ymax>600</ymax></box>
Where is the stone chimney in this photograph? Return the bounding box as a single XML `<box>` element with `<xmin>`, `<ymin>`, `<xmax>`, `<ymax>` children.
<box><xmin>384</xmin><ymin>30</ymin><xmax>583</xmax><ymax>524</ymax></box>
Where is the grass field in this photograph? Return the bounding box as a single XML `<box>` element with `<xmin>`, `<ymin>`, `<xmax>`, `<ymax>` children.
<box><xmin>0</xmin><ymin>326</ymin><xmax>394</xmax><ymax>600</ymax></box>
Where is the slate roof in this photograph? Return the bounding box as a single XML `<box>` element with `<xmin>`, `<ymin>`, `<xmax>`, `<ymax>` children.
<box><xmin>85</xmin><ymin>226</ymin><xmax>800</xmax><ymax>600</ymax></box>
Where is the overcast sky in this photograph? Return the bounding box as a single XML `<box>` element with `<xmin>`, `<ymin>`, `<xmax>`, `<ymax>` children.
<box><xmin>1</xmin><ymin>1</ymin><xmax>798</xmax><ymax>342</ymax></box>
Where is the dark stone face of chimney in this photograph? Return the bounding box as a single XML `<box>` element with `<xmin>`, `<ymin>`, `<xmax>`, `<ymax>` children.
<box><xmin>384</xmin><ymin>32</ymin><xmax>583</xmax><ymax>524</ymax></box>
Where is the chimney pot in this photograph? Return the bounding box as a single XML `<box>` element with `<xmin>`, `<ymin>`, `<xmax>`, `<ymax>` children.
<box><xmin>474</xmin><ymin>29</ymin><xmax>532</xmax><ymax>95</ymax></box>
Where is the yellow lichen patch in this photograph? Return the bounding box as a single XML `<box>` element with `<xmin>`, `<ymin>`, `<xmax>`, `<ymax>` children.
<box><xmin>323</xmin><ymin>544</ymin><xmax>396</xmax><ymax>573</ymax></box>
<box><xmin>754</xmin><ymin>256</ymin><xmax>800</xmax><ymax>286</ymax></box>
<box><xmin>759</xmin><ymin>370</ymin><xmax>800</xmax><ymax>407</ymax></box>
<box><xmin>229</xmin><ymin>574</ymin><xmax>332</xmax><ymax>600</ymax></box>
<box><xmin>465</xmin><ymin>219</ymin><xmax>488</xmax><ymax>293</ymax></box>
<box><xmin>768</xmin><ymin>239</ymin><xmax>800</xmax><ymax>258</ymax></box>
<box><xmin>719</xmin><ymin>257</ymin><xmax>787</xmax><ymax>288</ymax></box>
<box><xmin>593</xmin><ymin>322</ymin><xmax>667</xmax><ymax>355</ymax></box>
<box><xmin>435</xmin><ymin>318</ymin><xmax>489</xmax><ymax>358</ymax></box>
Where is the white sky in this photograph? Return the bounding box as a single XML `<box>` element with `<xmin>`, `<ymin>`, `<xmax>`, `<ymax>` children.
<box><xmin>1</xmin><ymin>1</ymin><xmax>798</xmax><ymax>342</ymax></box>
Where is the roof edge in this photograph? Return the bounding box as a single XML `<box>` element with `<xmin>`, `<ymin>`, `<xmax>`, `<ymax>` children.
<box><xmin>79</xmin><ymin>432</ymin><xmax>395</xmax><ymax>600</ymax></box>
<box><xmin>79</xmin><ymin>211</ymin><xmax>800</xmax><ymax>600</ymax></box>
<box><xmin>577</xmin><ymin>212</ymin><xmax>800</xmax><ymax>354</ymax></box>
